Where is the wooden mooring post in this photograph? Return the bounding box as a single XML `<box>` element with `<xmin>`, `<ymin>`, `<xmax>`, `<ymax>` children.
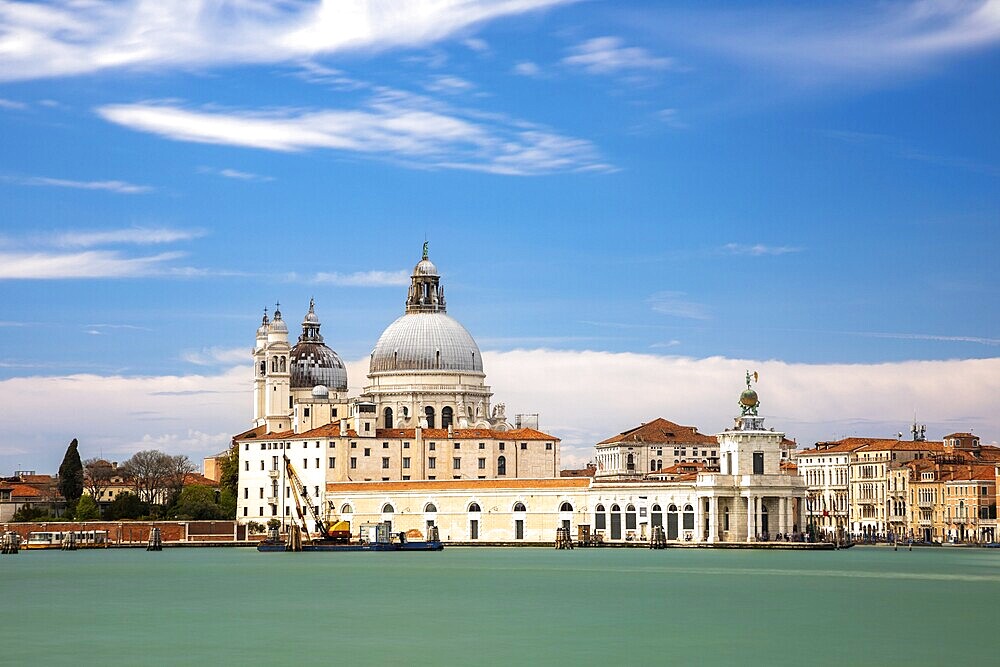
<box><xmin>286</xmin><ymin>525</ymin><xmax>303</xmax><ymax>552</ymax></box>
<box><xmin>1</xmin><ymin>531</ymin><xmax>19</xmax><ymax>555</ymax></box>
<box><xmin>649</xmin><ymin>525</ymin><xmax>667</xmax><ymax>549</ymax></box>
<box><xmin>555</xmin><ymin>527</ymin><xmax>574</xmax><ymax>549</ymax></box>
<box><xmin>61</xmin><ymin>531</ymin><xmax>78</xmax><ymax>551</ymax></box>
<box><xmin>146</xmin><ymin>527</ymin><xmax>162</xmax><ymax>551</ymax></box>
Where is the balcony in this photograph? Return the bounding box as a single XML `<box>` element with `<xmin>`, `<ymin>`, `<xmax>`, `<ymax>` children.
<box><xmin>266</xmin><ymin>496</ymin><xmax>279</xmax><ymax>505</ymax></box>
<box><xmin>268</xmin><ymin>470</ymin><xmax>280</xmax><ymax>479</ymax></box>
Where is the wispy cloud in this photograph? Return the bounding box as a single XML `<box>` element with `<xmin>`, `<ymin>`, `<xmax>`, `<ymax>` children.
<box><xmin>512</xmin><ymin>61</ymin><xmax>541</xmax><ymax>77</ymax></box>
<box><xmin>462</xmin><ymin>37</ymin><xmax>490</xmax><ymax>53</ymax></box>
<box><xmin>97</xmin><ymin>95</ymin><xmax>613</xmax><ymax>176</ymax></box>
<box><xmin>181</xmin><ymin>347</ymin><xmax>249</xmax><ymax>366</ymax></box>
<box><xmin>198</xmin><ymin>166</ymin><xmax>274</xmax><ymax>182</ymax></box>
<box><xmin>54</xmin><ymin>227</ymin><xmax>204</xmax><ymax>247</ymax></box>
<box><xmin>669</xmin><ymin>1</ymin><xmax>1000</xmax><ymax>85</ymax></box>
<box><xmin>823</xmin><ymin>130</ymin><xmax>1000</xmax><ymax>178</ymax></box>
<box><xmin>423</xmin><ymin>74</ymin><xmax>475</xmax><ymax>94</ymax></box>
<box><xmin>0</xmin><ymin>98</ymin><xmax>27</xmax><ymax>110</ymax></box>
<box><xmin>648</xmin><ymin>291</ymin><xmax>711</xmax><ymax>320</ymax></box>
<box><xmin>311</xmin><ymin>270</ymin><xmax>410</xmax><ymax>287</ymax></box>
<box><xmin>655</xmin><ymin>108</ymin><xmax>685</xmax><ymax>129</ymax></box>
<box><xmin>0</xmin><ymin>0</ymin><xmax>571</xmax><ymax>82</ymax></box>
<box><xmin>0</xmin><ymin>250</ymin><xmax>184</xmax><ymax>280</ymax></box>
<box><xmin>563</xmin><ymin>36</ymin><xmax>678</xmax><ymax>74</ymax></box>
<box><xmin>723</xmin><ymin>243</ymin><xmax>802</xmax><ymax>256</ymax></box>
<box><xmin>855</xmin><ymin>332</ymin><xmax>1000</xmax><ymax>347</ymax></box>
<box><xmin>10</xmin><ymin>176</ymin><xmax>153</xmax><ymax>194</ymax></box>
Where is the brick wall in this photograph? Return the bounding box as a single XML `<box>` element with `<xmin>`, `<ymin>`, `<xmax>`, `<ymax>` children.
<box><xmin>1</xmin><ymin>521</ymin><xmax>237</xmax><ymax>543</ymax></box>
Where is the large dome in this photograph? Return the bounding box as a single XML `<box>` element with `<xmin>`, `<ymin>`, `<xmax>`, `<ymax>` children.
<box><xmin>370</xmin><ymin>312</ymin><xmax>483</xmax><ymax>374</ymax></box>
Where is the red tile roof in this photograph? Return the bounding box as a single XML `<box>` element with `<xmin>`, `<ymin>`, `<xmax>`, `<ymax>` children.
<box><xmin>597</xmin><ymin>418</ymin><xmax>716</xmax><ymax>446</ymax></box>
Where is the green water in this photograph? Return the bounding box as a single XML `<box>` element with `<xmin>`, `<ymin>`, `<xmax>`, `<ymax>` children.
<box><xmin>2</xmin><ymin>546</ymin><xmax>998</xmax><ymax>665</ymax></box>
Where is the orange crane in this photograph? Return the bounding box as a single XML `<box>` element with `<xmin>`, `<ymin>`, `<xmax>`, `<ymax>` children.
<box><xmin>283</xmin><ymin>455</ymin><xmax>350</xmax><ymax>542</ymax></box>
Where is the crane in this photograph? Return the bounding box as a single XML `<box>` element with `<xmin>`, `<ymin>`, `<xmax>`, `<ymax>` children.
<box><xmin>283</xmin><ymin>455</ymin><xmax>350</xmax><ymax>542</ymax></box>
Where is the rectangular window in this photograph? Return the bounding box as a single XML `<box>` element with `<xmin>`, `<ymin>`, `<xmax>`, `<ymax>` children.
<box><xmin>260</xmin><ymin>507</ymin><xmax>264</xmax><ymax>517</ymax></box>
<box><xmin>428</xmin><ymin>476</ymin><xmax>436</xmax><ymax>480</ymax></box>
<box><xmin>429</xmin><ymin>442</ymin><xmax>436</xmax><ymax>451</ymax></box>
<box><xmin>351</xmin><ymin>442</ymin><xmax>357</xmax><ymax>448</ymax></box>
<box><xmin>515</xmin><ymin>519</ymin><xmax>524</xmax><ymax>540</ymax></box>
<box><xmin>244</xmin><ymin>443</ymin><xmax>249</xmax><ymax>451</ymax></box>
<box><xmin>332</xmin><ymin>408</ymin><xmax>337</xmax><ymax>417</ymax></box>
<box><xmin>244</xmin><ymin>461</ymin><xmax>249</xmax><ymax>471</ymax></box>
<box><xmin>383</xmin><ymin>442</ymin><xmax>389</xmax><ymax>449</ymax></box>
<box><xmin>303</xmin><ymin>459</ymin><xmax>308</xmax><ymax>469</ymax></box>
<box><xmin>499</xmin><ymin>442</ymin><xmax>505</xmax><ymax>451</ymax></box>
<box><xmin>753</xmin><ymin>452</ymin><xmax>764</xmax><ymax>475</ymax></box>
<box><xmin>453</xmin><ymin>457</ymin><xmax>461</xmax><ymax>469</ymax></box>
<box><xmin>243</xmin><ymin>507</ymin><xmax>247</xmax><ymax>517</ymax></box>
<box><xmin>315</xmin><ymin>458</ymin><xmax>320</xmax><ymax>468</ymax></box>
<box><xmin>260</xmin><ymin>461</ymin><xmax>265</xmax><ymax>471</ymax></box>
<box><xmin>364</xmin><ymin>448</ymin><xmax>370</xmax><ymax>457</ymax></box>
<box><xmin>402</xmin><ymin>457</ymin><xmax>411</xmax><ymax>469</ymax></box>
<box><xmin>478</xmin><ymin>458</ymin><xmax>486</xmax><ymax>470</ymax></box>
<box><xmin>520</xmin><ymin>443</ymin><xmax>527</xmax><ymax>450</ymax></box>
<box><xmin>403</xmin><ymin>475</ymin><xmax>410</xmax><ymax>480</ymax></box>
<box><xmin>350</xmin><ymin>457</ymin><xmax>357</xmax><ymax>469</ymax></box>
<box><xmin>428</xmin><ymin>457</ymin><xmax>436</xmax><ymax>469</ymax></box>
<box><xmin>243</xmin><ymin>488</ymin><xmax>248</xmax><ymax>499</ymax></box>
<box><xmin>259</xmin><ymin>487</ymin><xmax>264</xmax><ymax>499</ymax></box>
<box><xmin>545</xmin><ymin>443</ymin><xmax>553</xmax><ymax>450</ymax></box>
<box><xmin>403</xmin><ymin>442</ymin><xmax>410</xmax><ymax>449</ymax></box>
<box><xmin>329</xmin><ymin>457</ymin><xmax>336</xmax><ymax>468</ymax></box>
<box><xmin>261</xmin><ymin>444</ymin><xmax>266</xmax><ymax>450</ymax></box>
<box><xmin>303</xmin><ymin>407</ymin><xmax>310</xmax><ymax>417</ymax></box>
<box><xmin>364</xmin><ymin>422</ymin><xmax>370</xmax><ymax>432</ymax></box>
<box><xmin>382</xmin><ymin>457</ymin><xmax>390</xmax><ymax>469</ymax></box>
<box><xmin>479</xmin><ymin>442</ymin><xmax>485</xmax><ymax>450</ymax></box>
<box><xmin>454</xmin><ymin>442</ymin><xmax>461</xmax><ymax>449</ymax></box>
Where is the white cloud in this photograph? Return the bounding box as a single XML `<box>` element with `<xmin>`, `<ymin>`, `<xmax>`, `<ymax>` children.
<box><xmin>13</xmin><ymin>176</ymin><xmax>153</xmax><ymax>194</ymax></box>
<box><xmin>0</xmin><ymin>0</ymin><xmax>572</xmax><ymax>82</ymax></box>
<box><xmin>512</xmin><ymin>60</ymin><xmax>541</xmax><ymax>76</ymax></box>
<box><xmin>198</xmin><ymin>166</ymin><xmax>274</xmax><ymax>182</ymax></box>
<box><xmin>3</xmin><ymin>352</ymin><xmax>998</xmax><ymax>475</ymax></box>
<box><xmin>677</xmin><ymin>1</ymin><xmax>1000</xmax><ymax>85</ymax></box>
<box><xmin>723</xmin><ymin>243</ymin><xmax>802</xmax><ymax>256</ymax></box>
<box><xmin>312</xmin><ymin>270</ymin><xmax>410</xmax><ymax>287</ymax></box>
<box><xmin>563</xmin><ymin>36</ymin><xmax>677</xmax><ymax>74</ymax></box>
<box><xmin>648</xmin><ymin>291</ymin><xmax>710</xmax><ymax>320</ymax></box>
<box><xmin>97</xmin><ymin>97</ymin><xmax>612</xmax><ymax>175</ymax></box>
<box><xmin>0</xmin><ymin>97</ymin><xmax>27</xmax><ymax>109</ymax></box>
<box><xmin>0</xmin><ymin>250</ymin><xmax>185</xmax><ymax>279</ymax></box>
<box><xmin>54</xmin><ymin>226</ymin><xmax>204</xmax><ymax>247</ymax></box>
<box><xmin>423</xmin><ymin>74</ymin><xmax>475</xmax><ymax>94</ymax></box>
<box><xmin>182</xmin><ymin>347</ymin><xmax>251</xmax><ymax>366</ymax></box>
<box><xmin>655</xmin><ymin>108</ymin><xmax>685</xmax><ymax>128</ymax></box>
<box><xmin>462</xmin><ymin>37</ymin><xmax>490</xmax><ymax>53</ymax></box>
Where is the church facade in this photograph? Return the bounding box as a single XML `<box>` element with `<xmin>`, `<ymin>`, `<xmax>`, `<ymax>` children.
<box><xmin>235</xmin><ymin>246</ymin><xmax>805</xmax><ymax>543</ymax></box>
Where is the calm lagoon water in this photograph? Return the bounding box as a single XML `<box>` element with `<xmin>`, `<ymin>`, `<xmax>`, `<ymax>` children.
<box><xmin>2</xmin><ymin>546</ymin><xmax>999</xmax><ymax>665</ymax></box>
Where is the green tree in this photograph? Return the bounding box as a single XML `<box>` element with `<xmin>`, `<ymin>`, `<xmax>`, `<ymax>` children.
<box><xmin>58</xmin><ymin>438</ymin><xmax>84</xmax><ymax>503</ymax></box>
<box><xmin>104</xmin><ymin>492</ymin><xmax>147</xmax><ymax>520</ymax></box>
<box><xmin>170</xmin><ymin>485</ymin><xmax>226</xmax><ymax>520</ymax></box>
<box><xmin>12</xmin><ymin>506</ymin><xmax>49</xmax><ymax>522</ymax></box>
<box><xmin>218</xmin><ymin>442</ymin><xmax>239</xmax><ymax>500</ymax></box>
<box><xmin>75</xmin><ymin>494</ymin><xmax>101</xmax><ymax>521</ymax></box>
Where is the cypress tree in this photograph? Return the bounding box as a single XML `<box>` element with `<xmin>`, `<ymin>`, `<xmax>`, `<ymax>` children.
<box><xmin>58</xmin><ymin>438</ymin><xmax>84</xmax><ymax>503</ymax></box>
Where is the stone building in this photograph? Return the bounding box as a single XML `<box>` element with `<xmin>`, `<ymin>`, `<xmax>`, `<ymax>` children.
<box><xmin>594</xmin><ymin>418</ymin><xmax>719</xmax><ymax>479</ymax></box>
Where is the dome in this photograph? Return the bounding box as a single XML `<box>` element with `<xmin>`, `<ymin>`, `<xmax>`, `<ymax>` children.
<box><xmin>290</xmin><ymin>341</ymin><xmax>347</xmax><ymax>390</ymax></box>
<box><xmin>311</xmin><ymin>385</ymin><xmax>329</xmax><ymax>398</ymax></box>
<box><xmin>370</xmin><ymin>312</ymin><xmax>483</xmax><ymax>374</ymax></box>
<box><xmin>414</xmin><ymin>258</ymin><xmax>438</xmax><ymax>276</ymax></box>
<box><xmin>269</xmin><ymin>307</ymin><xmax>288</xmax><ymax>334</ymax></box>
<box><xmin>739</xmin><ymin>388</ymin><xmax>759</xmax><ymax>408</ymax></box>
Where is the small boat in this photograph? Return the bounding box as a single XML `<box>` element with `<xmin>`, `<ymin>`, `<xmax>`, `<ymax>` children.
<box><xmin>257</xmin><ymin>522</ymin><xmax>443</xmax><ymax>552</ymax></box>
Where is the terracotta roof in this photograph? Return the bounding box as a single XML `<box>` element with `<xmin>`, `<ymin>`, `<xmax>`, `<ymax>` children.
<box><xmin>941</xmin><ymin>465</ymin><xmax>998</xmax><ymax>483</ymax></box>
<box><xmin>943</xmin><ymin>432</ymin><xmax>977</xmax><ymax>439</ymax></box>
<box><xmin>560</xmin><ymin>467</ymin><xmax>597</xmax><ymax>478</ymax></box>
<box><xmin>660</xmin><ymin>461</ymin><xmax>706</xmax><ymax>474</ymax></box>
<box><xmin>4</xmin><ymin>483</ymin><xmax>46</xmax><ymax>498</ymax></box>
<box><xmin>238</xmin><ymin>423</ymin><xmax>558</xmax><ymax>442</ymax></box>
<box><xmin>19</xmin><ymin>474</ymin><xmax>55</xmax><ymax>484</ymax></box>
<box><xmin>671</xmin><ymin>473</ymin><xmax>699</xmax><ymax>482</ymax></box>
<box><xmin>597</xmin><ymin>418</ymin><xmax>716</xmax><ymax>446</ymax></box>
<box><xmin>182</xmin><ymin>473</ymin><xmax>218</xmax><ymax>487</ymax></box>
<box><xmin>780</xmin><ymin>461</ymin><xmax>798</xmax><ymax>472</ymax></box>
<box><xmin>327</xmin><ymin>478</ymin><xmax>591</xmax><ymax>493</ymax></box>
<box><xmin>854</xmin><ymin>439</ymin><xmax>944</xmax><ymax>453</ymax></box>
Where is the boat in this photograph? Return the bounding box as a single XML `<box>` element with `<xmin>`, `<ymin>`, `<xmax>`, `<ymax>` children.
<box><xmin>24</xmin><ymin>530</ymin><xmax>110</xmax><ymax>549</ymax></box>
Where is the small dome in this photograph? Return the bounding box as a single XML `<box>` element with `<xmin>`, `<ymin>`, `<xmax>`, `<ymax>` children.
<box><xmin>290</xmin><ymin>342</ymin><xmax>347</xmax><ymax>391</ymax></box>
<box><xmin>270</xmin><ymin>307</ymin><xmax>288</xmax><ymax>334</ymax></box>
<box><xmin>312</xmin><ymin>385</ymin><xmax>329</xmax><ymax>398</ymax></box>
<box><xmin>370</xmin><ymin>312</ymin><xmax>483</xmax><ymax>374</ymax></box>
<box><xmin>414</xmin><ymin>258</ymin><xmax>438</xmax><ymax>276</ymax></box>
<box><xmin>303</xmin><ymin>298</ymin><xmax>320</xmax><ymax>325</ymax></box>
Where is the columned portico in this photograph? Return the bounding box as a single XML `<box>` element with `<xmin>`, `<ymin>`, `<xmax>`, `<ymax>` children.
<box><xmin>747</xmin><ymin>495</ymin><xmax>757</xmax><ymax>541</ymax></box>
<box><xmin>708</xmin><ymin>496</ymin><xmax>718</xmax><ymax>543</ymax></box>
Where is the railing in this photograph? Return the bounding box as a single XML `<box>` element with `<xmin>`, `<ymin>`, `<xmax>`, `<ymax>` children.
<box><xmin>266</xmin><ymin>496</ymin><xmax>278</xmax><ymax>505</ymax></box>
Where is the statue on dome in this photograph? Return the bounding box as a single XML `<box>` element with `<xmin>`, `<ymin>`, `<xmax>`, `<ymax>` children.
<box><xmin>739</xmin><ymin>370</ymin><xmax>760</xmax><ymax>417</ymax></box>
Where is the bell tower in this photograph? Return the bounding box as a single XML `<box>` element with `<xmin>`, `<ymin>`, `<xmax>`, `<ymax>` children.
<box><xmin>263</xmin><ymin>303</ymin><xmax>291</xmax><ymax>432</ymax></box>
<box><xmin>252</xmin><ymin>308</ymin><xmax>269</xmax><ymax>426</ymax></box>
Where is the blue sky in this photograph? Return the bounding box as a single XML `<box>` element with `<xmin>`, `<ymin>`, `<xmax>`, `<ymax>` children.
<box><xmin>0</xmin><ymin>1</ymin><xmax>998</xmax><ymax>470</ymax></box>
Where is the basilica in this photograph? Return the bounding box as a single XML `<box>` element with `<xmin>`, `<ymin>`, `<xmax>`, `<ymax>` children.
<box><xmin>235</xmin><ymin>245</ymin><xmax>806</xmax><ymax>544</ymax></box>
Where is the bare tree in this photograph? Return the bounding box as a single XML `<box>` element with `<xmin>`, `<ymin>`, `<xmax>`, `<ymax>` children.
<box><xmin>120</xmin><ymin>450</ymin><xmax>193</xmax><ymax>505</ymax></box>
<box><xmin>83</xmin><ymin>458</ymin><xmax>116</xmax><ymax>501</ymax></box>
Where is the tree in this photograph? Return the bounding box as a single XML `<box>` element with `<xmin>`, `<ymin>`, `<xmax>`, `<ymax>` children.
<box><xmin>104</xmin><ymin>492</ymin><xmax>147</xmax><ymax>520</ymax></box>
<box><xmin>218</xmin><ymin>442</ymin><xmax>239</xmax><ymax>500</ymax></box>
<box><xmin>74</xmin><ymin>494</ymin><xmax>101</xmax><ymax>521</ymax></box>
<box><xmin>120</xmin><ymin>450</ymin><xmax>195</xmax><ymax>505</ymax></box>
<box><xmin>57</xmin><ymin>438</ymin><xmax>84</xmax><ymax>503</ymax></box>
<box><xmin>169</xmin><ymin>485</ymin><xmax>226</xmax><ymax>520</ymax></box>
<box><xmin>83</xmin><ymin>458</ymin><xmax>116</xmax><ymax>501</ymax></box>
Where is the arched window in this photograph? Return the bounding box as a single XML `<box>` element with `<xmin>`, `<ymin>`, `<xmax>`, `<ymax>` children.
<box><xmin>424</xmin><ymin>503</ymin><xmax>437</xmax><ymax>513</ymax></box>
<box><xmin>424</xmin><ymin>406</ymin><xmax>436</xmax><ymax>429</ymax></box>
<box><xmin>341</xmin><ymin>504</ymin><xmax>354</xmax><ymax>515</ymax></box>
<box><xmin>683</xmin><ymin>504</ymin><xmax>694</xmax><ymax>530</ymax></box>
<box><xmin>626</xmin><ymin>453</ymin><xmax>635</xmax><ymax>471</ymax></box>
<box><xmin>383</xmin><ymin>407</ymin><xmax>394</xmax><ymax>429</ymax></box>
<box><xmin>259</xmin><ymin>360</ymin><xmax>266</xmax><ymax>376</ymax></box>
<box><xmin>279</xmin><ymin>356</ymin><xmax>286</xmax><ymax>372</ymax></box>
<box><xmin>271</xmin><ymin>356</ymin><xmax>278</xmax><ymax>373</ymax></box>
<box><xmin>594</xmin><ymin>504</ymin><xmax>606</xmax><ymax>530</ymax></box>
<box><xmin>651</xmin><ymin>504</ymin><xmax>662</xmax><ymax>528</ymax></box>
<box><xmin>610</xmin><ymin>504</ymin><xmax>622</xmax><ymax>540</ymax></box>
<box><xmin>626</xmin><ymin>504</ymin><xmax>637</xmax><ymax>530</ymax></box>
<box><xmin>513</xmin><ymin>502</ymin><xmax>526</xmax><ymax>512</ymax></box>
<box><xmin>468</xmin><ymin>503</ymin><xmax>481</xmax><ymax>513</ymax></box>
<box><xmin>442</xmin><ymin>406</ymin><xmax>454</xmax><ymax>429</ymax></box>
<box><xmin>560</xmin><ymin>502</ymin><xmax>573</xmax><ymax>512</ymax></box>
<box><xmin>382</xmin><ymin>503</ymin><xmax>395</xmax><ymax>514</ymax></box>
<box><xmin>497</xmin><ymin>455</ymin><xmax>506</xmax><ymax>476</ymax></box>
